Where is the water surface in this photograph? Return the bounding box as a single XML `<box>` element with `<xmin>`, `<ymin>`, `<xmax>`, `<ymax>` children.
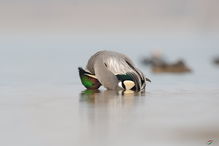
<box><xmin>0</xmin><ymin>35</ymin><xmax>219</xmax><ymax>146</ymax></box>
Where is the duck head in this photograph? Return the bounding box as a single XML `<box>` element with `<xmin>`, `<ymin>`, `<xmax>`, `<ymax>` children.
<box><xmin>78</xmin><ymin>67</ymin><xmax>101</xmax><ymax>89</ymax></box>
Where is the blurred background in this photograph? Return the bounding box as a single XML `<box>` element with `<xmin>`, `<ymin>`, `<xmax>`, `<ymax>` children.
<box><xmin>1</xmin><ymin>0</ymin><xmax>219</xmax><ymax>34</ymax></box>
<box><xmin>0</xmin><ymin>0</ymin><xmax>219</xmax><ymax>85</ymax></box>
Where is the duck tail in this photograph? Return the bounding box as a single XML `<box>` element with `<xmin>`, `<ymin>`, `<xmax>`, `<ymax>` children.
<box><xmin>146</xmin><ymin>77</ymin><xmax>151</xmax><ymax>83</ymax></box>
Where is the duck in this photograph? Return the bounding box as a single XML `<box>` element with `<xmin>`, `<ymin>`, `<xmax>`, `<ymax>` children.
<box><xmin>78</xmin><ymin>50</ymin><xmax>151</xmax><ymax>91</ymax></box>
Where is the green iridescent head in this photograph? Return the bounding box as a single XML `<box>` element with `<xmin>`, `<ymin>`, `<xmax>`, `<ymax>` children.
<box><xmin>78</xmin><ymin>67</ymin><xmax>101</xmax><ymax>89</ymax></box>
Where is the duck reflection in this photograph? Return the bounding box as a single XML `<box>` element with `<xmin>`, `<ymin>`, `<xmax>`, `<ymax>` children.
<box><xmin>78</xmin><ymin>90</ymin><xmax>146</xmax><ymax>142</ymax></box>
<box><xmin>80</xmin><ymin>89</ymin><xmax>145</xmax><ymax>106</ymax></box>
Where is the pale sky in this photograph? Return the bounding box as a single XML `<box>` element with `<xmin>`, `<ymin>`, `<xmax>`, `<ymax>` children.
<box><xmin>0</xmin><ymin>0</ymin><xmax>219</xmax><ymax>35</ymax></box>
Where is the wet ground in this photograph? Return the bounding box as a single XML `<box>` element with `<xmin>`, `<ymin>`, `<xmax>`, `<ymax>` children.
<box><xmin>0</xmin><ymin>81</ymin><xmax>218</xmax><ymax>146</ymax></box>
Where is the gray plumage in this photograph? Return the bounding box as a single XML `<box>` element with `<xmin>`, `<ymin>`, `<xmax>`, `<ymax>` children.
<box><xmin>82</xmin><ymin>50</ymin><xmax>149</xmax><ymax>91</ymax></box>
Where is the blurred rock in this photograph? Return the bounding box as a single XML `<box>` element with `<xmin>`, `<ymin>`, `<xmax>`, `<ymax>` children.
<box><xmin>152</xmin><ymin>60</ymin><xmax>192</xmax><ymax>73</ymax></box>
<box><xmin>142</xmin><ymin>56</ymin><xmax>166</xmax><ymax>66</ymax></box>
<box><xmin>141</xmin><ymin>50</ymin><xmax>192</xmax><ymax>73</ymax></box>
<box><xmin>141</xmin><ymin>50</ymin><xmax>166</xmax><ymax>66</ymax></box>
<box><xmin>213</xmin><ymin>57</ymin><xmax>219</xmax><ymax>65</ymax></box>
